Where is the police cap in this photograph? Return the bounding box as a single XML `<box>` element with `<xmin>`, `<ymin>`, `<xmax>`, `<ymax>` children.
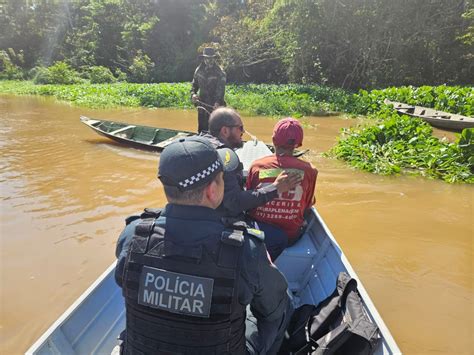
<box><xmin>158</xmin><ymin>136</ymin><xmax>231</xmax><ymax>191</ymax></box>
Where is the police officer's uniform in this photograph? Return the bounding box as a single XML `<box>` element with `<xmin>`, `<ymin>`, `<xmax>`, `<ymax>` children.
<box><xmin>114</xmin><ymin>136</ymin><xmax>292</xmax><ymax>354</ymax></box>
<box><xmin>200</xmin><ymin>133</ymin><xmax>279</xmax><ymax>218</ymax></box>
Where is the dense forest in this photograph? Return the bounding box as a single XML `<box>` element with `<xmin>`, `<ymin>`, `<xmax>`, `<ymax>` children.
<box><xmin>1</xmin><ymin>0</ymin><xmax>473</xmax><ymax>89</ymax></box>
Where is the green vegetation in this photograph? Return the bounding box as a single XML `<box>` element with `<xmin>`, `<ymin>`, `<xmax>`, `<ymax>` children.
<box><xmin>2</xmin><ymin>80</ymin><xmax>471</xmax><ymax>118</ymax></box>
<box><xmin>0</xmin><ymin>81</ymin><xmax>191</xmax><ymax>109</ymax></box>
<box><xmin>0</xmin><ymin>80</ymin><xmax>353</xmax><ymax>115</ymax></box>
<box><xmin>1</xmin><ymin>1</ymin><xmax>472</xmax><ymax>88</ymax></box>
<box><xmin>33</xmin><ymin>62</ymin><xmax>83</xmax><ymax>85</ymax></box>
<box><xmin>1</xmin><ymin>79</ymin><xmax>472</xmax><ymax>183</ymax></box>
<box><xmin>87</xmin><ymin>66</ymin><xmax>117</xmax><ymax>84</ymax></box>
<box><xmin>328</xmin><ymin>85</ymin><xmax>474</xmax><ymax>183</ymax></box>
<box><xmin>329</xmin><ymin>108</ymin><xmax>474</xmax><ymax>184</ymax></box>
<box><xmin>1</xmin><ymin>2</ymin><xmax>473</xmax><ymax>184</ymax></box>
<box><xmin>227</xmin><ymin>84</ymin><xmax>355</xmax><ymax>116</ymax></box>
<box><xmin>355</xmin><ymin>86</ymin><xmax>474</xmax><ymax>117</ymax></box>
<box><xmin>0</xmin><ymin>49</ymin><xmax>24</xmax><ymax>80</ymax></box>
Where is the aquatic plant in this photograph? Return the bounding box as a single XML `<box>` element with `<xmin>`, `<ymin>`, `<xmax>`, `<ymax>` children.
<box><xmin>0</xmin><ymin>81</ymin><xmax>352</xmax><ymax>115</ymax></box>
<box><xmin>1</xmin><ymin>80</ymin><xmax>472</xmax><ymax>183</ymax></box>
<box><xmin>354</xmin><ymin>85</ymin><xmax>473</xmax><ymax>116</ymax></box>
<box><xmin>329</xmin><ymin>110</ymin><xmax>474</xmax><ymax>183</ymax></box>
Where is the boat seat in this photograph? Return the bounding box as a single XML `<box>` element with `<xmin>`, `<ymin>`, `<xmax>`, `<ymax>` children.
<box><xmin>148</xmin><ymin>129</ymin><xmax>160</xmax><ymax>144</ymax></box>
<box><xmin>427</xmin><ymin>115</ymin><xmax>451</xmax><ymax>120</ymax></box>
<box><xmin>109</xmin><ymin>125</ymin><xmax>136</xmax><ymax>135</ymax></box>
<box><xmin>155</xmin><ymin>132</ymin><xmax>190</xmax><ymax>148</ymax></box>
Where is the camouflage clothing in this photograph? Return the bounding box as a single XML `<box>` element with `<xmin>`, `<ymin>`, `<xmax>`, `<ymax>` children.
<box><xmin>191</xmin><ymin>63</ymin><xmax>226</xmax><ymax>132</ymax></box>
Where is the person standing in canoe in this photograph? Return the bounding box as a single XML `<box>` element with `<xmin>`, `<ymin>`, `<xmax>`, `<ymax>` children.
<box><xmin>191</xmin><ymin>47</ymin><xmax>226</xmax><ymax>133</ymax></box>
<box><xmin>246</xmin><ymin>118</ymin><xmax>318</xmax><ymax>255</ymax></box>
<box><xmin>114</xmin><ymin>136</ymin><xmax>293</xmax><ymax>354</ymax></box>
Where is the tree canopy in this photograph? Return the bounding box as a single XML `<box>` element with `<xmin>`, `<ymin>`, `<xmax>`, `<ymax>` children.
<box><xmin>1</xmin><ymin>0</ymin><xmax>472</xmax><ymax>88</ymax></box>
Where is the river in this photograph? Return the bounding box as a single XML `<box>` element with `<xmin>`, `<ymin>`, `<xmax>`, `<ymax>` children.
<box><xmin>0</xmin><ymin>95</ymin><xmax>472</xmax><ymax>354</ymax></box>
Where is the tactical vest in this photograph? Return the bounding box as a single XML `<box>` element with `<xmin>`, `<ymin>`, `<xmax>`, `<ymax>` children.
<box><xmin>122</xmin><ymin>211</ymin><xmax>246</xmax><ymax>355</ymax></box>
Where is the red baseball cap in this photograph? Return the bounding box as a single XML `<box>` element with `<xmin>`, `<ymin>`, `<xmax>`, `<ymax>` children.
<box><xmin>272</xmin><ymin>117</ymin><xmax>303</xmax><ymax>147</ymax></box>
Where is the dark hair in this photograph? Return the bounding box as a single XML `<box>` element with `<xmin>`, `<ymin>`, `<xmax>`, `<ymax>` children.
<box><xmin>163</xmin><ymin>173</ymin><xmax>220</xmax><ymax>204</ymax></box>
<box><xmin>209</xmin><ymin>107</ymin><xmax>239</xmax><ymax>137</ymax></box>
<box><xmin>163</xmin><ymin>184</ymin><xmax>206</xmax><ymax>204</ymax></box>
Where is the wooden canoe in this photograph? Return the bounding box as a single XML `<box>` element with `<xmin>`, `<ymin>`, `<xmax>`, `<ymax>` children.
<box><xmin>79</xmin><ymin>116</ymin><xmax>308</xmax><ymax>160</ymax></box>
<box><xmin>384</xmin><ymin>99</ymin><xmax>474</xmax><ymax>131</ymax></box>
<box><xmin>26</xmin><ymin>142</ymin><xmax>401</xmax><ymax>355</ymax></box>
<box><xmin>80</xmin><ymin>116</ymin><xmax>195</xmax><ymax>151</ymax></box>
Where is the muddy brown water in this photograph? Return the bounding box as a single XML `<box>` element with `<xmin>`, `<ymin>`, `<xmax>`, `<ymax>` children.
<box><xmin>0</xmin><ymin>95</ymin><xmax>472</xmax><ymax>354</ymax></box>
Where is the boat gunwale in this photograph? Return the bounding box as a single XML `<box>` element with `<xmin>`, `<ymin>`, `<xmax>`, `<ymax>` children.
<box><xmin>26</xmin><ymin>208</ymin><xmax>402</xmax><ymax>355</ymax></box>
<box><xmin>313</xmin><ymin>208</ymin><xmax>401</xmax><ymax>354</ymax></box>
<box><xmin>25</xmin><ymin>262</ymin><xmax>118</xmax><ymax>355</ymax></box>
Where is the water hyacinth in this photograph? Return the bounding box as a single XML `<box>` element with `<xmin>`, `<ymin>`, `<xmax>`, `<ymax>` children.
<box><xmin>329</xmin><ymin>112</ymin><xmax>474</xmax><ymax>183</ymax></box>
<box><xmin>1</xmin><ymin>80</ymin><xmax>472</xmax><ymax>183</ymax></box>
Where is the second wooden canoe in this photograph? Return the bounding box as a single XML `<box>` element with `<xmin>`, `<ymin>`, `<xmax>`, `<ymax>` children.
<box><xmin>384</xmin><ymin>99</ymin><xmax>474</xmax><ymax>131</ymax></box>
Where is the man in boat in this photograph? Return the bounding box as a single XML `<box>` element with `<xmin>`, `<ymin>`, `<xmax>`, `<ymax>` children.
<box><xmin>115</xmin><ymin>136</ymin><xmax>293</xmax><ymax>354</ymax></box>
<box><xmin>246</xmin><ymin>118</ymin><xmax>318</xmax><ymax>254</ymax></box>
<box><xmin>201</xmin><ymin>107</ymin><xmax>302</xmax><ymax>259</ymax></box>
<box><xmin>191</xmin><ymin>47</ymin><xmax>226</xmax><ymax>133</ymax></box>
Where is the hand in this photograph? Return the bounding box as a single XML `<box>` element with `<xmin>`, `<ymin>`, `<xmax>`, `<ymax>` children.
<box><xmin>191</xmin><ymin>94</ymin><xmax>199</xmax><ymax>104</ymax></box>
<box><xmin>272</xmin><ymin>171</ymin><xmax>302</xmax><ymax>194</ymax></box>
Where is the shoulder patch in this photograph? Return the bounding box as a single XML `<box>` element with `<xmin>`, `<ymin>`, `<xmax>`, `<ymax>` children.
<box><xmin>217</xmin><ymin>148</ymin><xmax>240</xmax><ymax>172</ymax></box>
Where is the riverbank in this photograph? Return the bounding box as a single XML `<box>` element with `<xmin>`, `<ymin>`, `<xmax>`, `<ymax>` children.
<box><xmin>1</xmin><ymin>81</ymin><xmax>471</xmax><ymax>117</ymax></box>
<box><xmin>1</xmin><ymin>80</ymin><xmax>472</xmax><ymax>183</ymax></box>
<box><xmin>0</xmin><ymin>80</ymin><xmax>352</xmax><ymax>117</ymax></box>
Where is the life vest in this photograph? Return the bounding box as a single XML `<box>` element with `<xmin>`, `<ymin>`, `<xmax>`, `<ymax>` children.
<box><xmin>122</xmin><ymin>211</ymin><xmax>247</xmax><ymax>354</ymax></box>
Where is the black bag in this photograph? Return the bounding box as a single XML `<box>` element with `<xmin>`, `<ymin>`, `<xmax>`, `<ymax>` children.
<box><xmin>279</xmin><ymin>272</ymin><xmax>380</xmax><ymax>355</ymax></box>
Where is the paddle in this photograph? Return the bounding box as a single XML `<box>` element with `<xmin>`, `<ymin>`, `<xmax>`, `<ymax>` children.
<box><xmin>194</xmin><ymin>99</ymin><xmax>214</xmax><ymax>115</ymax></box>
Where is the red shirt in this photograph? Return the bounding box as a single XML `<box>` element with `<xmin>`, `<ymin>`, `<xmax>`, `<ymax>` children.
<box><xmin>246</xmin><ymin>155</ymin><xmax>318</xmax><ymax>240</ymax></box>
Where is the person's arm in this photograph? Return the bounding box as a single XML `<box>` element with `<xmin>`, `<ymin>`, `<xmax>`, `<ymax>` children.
<box><xmin>245</xmin><ymin>165</ymin><xmax>258</xmax><ymax>191</ymax></box>
<box><xmin>114</xmin><ymin>219</ymin><xmax>140</xmax><ymax>288</ymax></box>
<box><xmin>215</xmin><ymin>68</ymin><xmax>226</xmax><ymax>106</ymax></box>
<box><xmin>249</xmin><ymin>242</ymin><xmax>292</xmax><ymax>352</ymax></box>
<box><xmin>225</xmin><ymin>164</ymin><xmax>301</xmax><ymax>217</ymax></box>
<box><xmin>191</xmin><ymin>67</ymin><xmax>200</xmax><ymax>103</ymax></box>
<box><xmin>222</xmin><ymin>168</ymin><xmax>279</xmax><ymax>216</ymax></box>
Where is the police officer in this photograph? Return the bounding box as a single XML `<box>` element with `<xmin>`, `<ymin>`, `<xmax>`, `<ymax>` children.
<box><xmin>115</xmin><ymin>136</ymin><xmax>292</xmax><ymax>354</ymax></box>
<box><xmin>191</xmin><ymin>47</ymin><xmax>226</xmax><ymax>133</ymax></box>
